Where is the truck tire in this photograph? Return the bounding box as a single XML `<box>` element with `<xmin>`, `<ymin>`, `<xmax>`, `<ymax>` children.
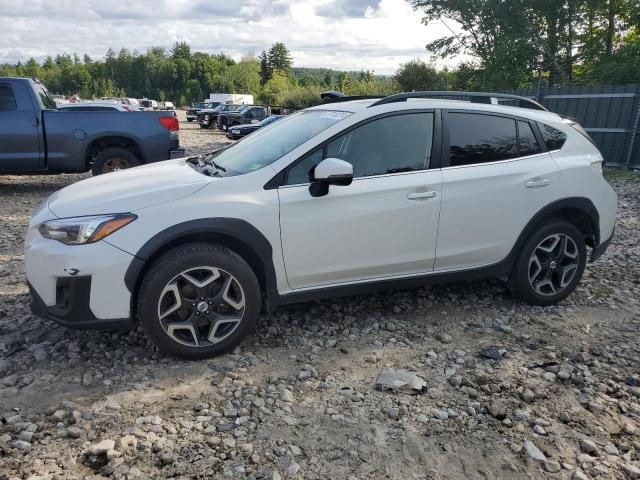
<box><xmin>92</xmin><ymin>147</ymin><xmax>141</xmax><ymax>176</ymax></box>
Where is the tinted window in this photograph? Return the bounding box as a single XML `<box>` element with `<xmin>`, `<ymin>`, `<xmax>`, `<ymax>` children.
<box><xmin>538</xmin><ymin>123</ymin><xmax>567</xmax><ymax>151</ymax></box>
<box><xmin>518</xmin><ymin>121</ymin><xmax>541</xmax><ymax>156</ymax></box>
<box><xmin>0</xmin><ymin>86</ymin><xmax>17</xmax><ymax>111</ymax></box>
<box><xmin>285</xmin><ymin>113</ymin><xmax>434</xmax><ymax>184</ymax></box>
<box><xmin>287</xmin><ymin>148</ymin><xmax>323</xmax><ymax>185</ymax></box>
<box><xmin>327</xmin><ymin>113</ymin><xmax>434</xmax><ymax>178</ymax></box>
<box><xmin>449</xmin><ymin>113</ymin><xmax>518</xmax><ymax>166</ymax></box>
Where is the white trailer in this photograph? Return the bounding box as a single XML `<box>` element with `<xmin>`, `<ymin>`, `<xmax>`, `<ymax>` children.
<box><xmin>208</xmin><ymin>93</ymin><xmax>254</xmax><ymax>105</ymax></box>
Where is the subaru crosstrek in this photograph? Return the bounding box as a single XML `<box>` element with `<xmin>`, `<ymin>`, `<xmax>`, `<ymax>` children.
<box><xmin>25</xmin><ymin>92</ymin><xmax>617</xmax><ymax>359</ymax></box>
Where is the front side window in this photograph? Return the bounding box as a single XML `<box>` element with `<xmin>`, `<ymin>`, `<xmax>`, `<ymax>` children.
<box><xmin>0</xmin><ymin>85</ymin><xmax>17</xmax><ymax>111</ymax></box>
<box><xmin>208</xmin><ymin>110</ymin><xmax>351</xmax><ymax>175</ymax></box>
<box><xmin>286</xmin><ymin>113</ymin><xmax>434</xmax><ymax>184</ymax></box>
<box><xmin>448</xmin><ymin>113</ymin><xmax>518</xmax><ymax>167</ymax></box>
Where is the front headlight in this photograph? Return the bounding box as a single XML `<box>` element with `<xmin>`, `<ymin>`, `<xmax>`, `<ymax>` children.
<box><xmin>38</xmin><ymin>214</ymin><xmax>137</xmax><ymax>245</ymax></box>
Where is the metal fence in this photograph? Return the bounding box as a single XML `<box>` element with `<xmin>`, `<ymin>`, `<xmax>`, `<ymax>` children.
<box><xmin>506</xmin><ymin>85</ymin><xmax>640</xmax><ymax>169</ymax></box>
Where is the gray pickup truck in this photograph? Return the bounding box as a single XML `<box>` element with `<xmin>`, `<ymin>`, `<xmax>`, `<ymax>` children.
<box><xmin>0</xmin><ymin>77</ymin><xmax>185</xmax><ymax>175</ymax></box>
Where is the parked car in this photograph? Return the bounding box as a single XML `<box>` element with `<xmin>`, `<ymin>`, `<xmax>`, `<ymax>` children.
<box><xmin>101</xmin><ymin>96</ymin><xmax>132</xmax><ymax>106</ymax></box>
<box><xmin>0</xmin><ymin>77</ymin><xmax>185</xmax><ymax>175</ymax></box>
<box><xmin>139</xmin><ymin>99</ymin><xmax>159</xmax><ymax>111</ymax></box>
<box><xmin>217</xmin><ymin>105</ymin><xmax>267</xmax><ymax>130</ymax></box>
<box><xmin>198</xmin><ymin>104</ymin><xmax>240</xmax><ymax>129</ymax></box>
<box><xmin>160</xmin><ymin>101</ymin><xmax>175</xmax><ymax>111</ymax></box>
<box><xmin>57</xmin><ymin>102</ymin><xmax>136</xmax><ymax>112</ymax></box>
<box><xmin>226</xmin><ymin>114</ymin><xmax>283</xmax><ymax>139</ymax></box>
<box><xmin>186</xmin><ymin>102</ymin><xmax>219</xmax><ymax>122</ymax></box>
<box><xmin>25</xmin><ymin>91</ymin><xmax>617</xmax><ymax>359</ymax></box>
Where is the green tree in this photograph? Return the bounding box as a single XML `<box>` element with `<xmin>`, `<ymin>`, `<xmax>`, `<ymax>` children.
<box><xmin>394</xmin><ymin>59</ymin><xmax>444</xmax><ymax>91</ymax></box>
<box><xmin>259</xmin><ymin>50</ymin><xmax>271</xmax><ymax>85</ymax></box>
<box><xmin>267</xmin><ymin>42</ymin><xmax>293</xmax><ymax>74</ymax></box>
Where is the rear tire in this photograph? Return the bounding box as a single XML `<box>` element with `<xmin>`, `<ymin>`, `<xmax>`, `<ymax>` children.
<box><xmin>137</xmin><ymin>243</ymin><xmax>261</xmax><ymax>359</ymax></box>
<box><xmin>509</xmin><ymin>221</ymin><xmax>587</xmax><ymax>306</ymax></box>
<box><xmin>92</xmin><ymin>147</ymin><xmax>140</xmax><ymax>175</ymax></box>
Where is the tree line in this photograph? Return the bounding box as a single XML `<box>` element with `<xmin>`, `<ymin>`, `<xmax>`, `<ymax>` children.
<box><xmin>0</xmin><ymin>0</ymin><xmax>638</xmax><ymax>108</ymax></box>
<box><xmin>410</xmin><ymin>0</ymin><xmax>640</xmax><ymax>89</ymax></box>
<box><xmin>0</xmin><ymin>42</ymin><xmax>397</xmax><ymax>108</ymax></box>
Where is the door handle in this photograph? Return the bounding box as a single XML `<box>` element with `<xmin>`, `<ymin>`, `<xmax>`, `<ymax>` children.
<box><xmin>407</xmin><ymin>191</ymin><xmax>438</xmax><ymax>200</ymax></box>
<box><xmin>525</xmin><ymin>178</ymin><xmax>551</xmax><ymax>188</ymax></box>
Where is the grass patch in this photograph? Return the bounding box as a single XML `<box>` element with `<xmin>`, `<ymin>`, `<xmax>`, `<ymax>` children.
<box><xmin>604</xmin><ymin>168</ymin><xmax>640</xmax><ymax>184</ymax></box>
<box><xmin>591</xmin><ymin>284</ymin><xmax>614</xmax><ymax>300</ymax></box>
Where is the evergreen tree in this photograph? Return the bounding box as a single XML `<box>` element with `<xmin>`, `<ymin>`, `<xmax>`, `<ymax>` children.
<box><xmin>267</xmin><ymin>42</ymin><xmax>293</xmax><ymax>74</ymax></box>
<box><xmin>259</xmin><ymin>50</ymin><xmax>271</xmax><ymax>85</ymax></box>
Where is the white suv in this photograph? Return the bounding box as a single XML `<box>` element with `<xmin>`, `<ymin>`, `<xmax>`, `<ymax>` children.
<box><xmin>25</xmin><ymin>92</ymin><xmax>617</xmax><ymax>359</ymax></box>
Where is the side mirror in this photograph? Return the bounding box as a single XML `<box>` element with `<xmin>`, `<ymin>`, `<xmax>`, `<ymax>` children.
<box><xmin>309</xmin><ymin>158</ymin><xmax>353</xmax><ymax>197</ymax></box>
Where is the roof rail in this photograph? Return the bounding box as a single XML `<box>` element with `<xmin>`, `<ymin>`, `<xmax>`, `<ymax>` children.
<box><xmin>320</xmin><ymin>91</ymin><xmax>384</xmax><ymax>104</ymax></box>
<box><xmin>368</xmin><ymin>91</ymin><xmax>548</xmax><ymax>111</ymax></box>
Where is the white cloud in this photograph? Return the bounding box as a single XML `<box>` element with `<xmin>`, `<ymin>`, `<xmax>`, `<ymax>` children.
<box><xmin>0</xmin><ymin>0</ymin><xmax>462</xmax><ymax>74</ymax></box>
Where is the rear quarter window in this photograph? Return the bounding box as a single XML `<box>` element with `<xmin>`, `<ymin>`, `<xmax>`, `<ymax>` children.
<box><xmin>538</xmin><ymin>123</ymin><xmax>567</xmax><ymax>151</ymax></box>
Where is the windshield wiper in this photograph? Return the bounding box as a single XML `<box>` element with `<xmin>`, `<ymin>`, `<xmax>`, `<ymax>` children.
<box><xmin>202</xmin><ymin>149</ymin><xmax>228</xmax><ymax>172</ymax></box>
<box><xmin>206</xmin><ymin>158</ymin><xmax>226</xmax><ymax>172</ymax></box>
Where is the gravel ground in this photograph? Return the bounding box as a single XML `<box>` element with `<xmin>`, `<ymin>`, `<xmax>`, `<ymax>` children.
<box><xmin>1</xmin><ymin>115</ymin><xmax>639</xmax><ymax>480</ymax></box>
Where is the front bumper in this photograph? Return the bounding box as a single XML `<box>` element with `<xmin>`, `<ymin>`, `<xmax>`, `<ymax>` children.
<box><xmin>25</xmin><ymin>222</ymin><xmax>135</xmax><ymax>328</ymax></box>
<box><xmin>30</xmin><ymin>279</ymin><xmax>132</xmax><ymax>330</ymax></box>
<box><xmin>591</xmin><ymin>227</ymin><xmax>614</xmax><ymax>262</ymax></box>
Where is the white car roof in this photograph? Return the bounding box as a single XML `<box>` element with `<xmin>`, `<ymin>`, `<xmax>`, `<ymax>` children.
<box><xmin>308</xmin><ymin>98</ymin><xmax>562</xmax><ymax>124</ymax></box>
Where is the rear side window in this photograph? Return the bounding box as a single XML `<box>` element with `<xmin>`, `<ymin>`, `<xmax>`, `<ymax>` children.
<box><xmin>448</xmin><ymin>113</ymin><xmax>518</xmax><ymax>166</ymax></box>
<box><xmin>518</xmin><ymin>121</ymin><xmax>541</xmax><ymax>156</ymax></box>
<box><xmin>0</xmin><ymin>85</ymin><xmax>17</xmax><ymax>111</ymax></box>
<box><xmin>538</xmin><ymin>123</ymin><xmax>567</xmax><ymax>151</ymax></box>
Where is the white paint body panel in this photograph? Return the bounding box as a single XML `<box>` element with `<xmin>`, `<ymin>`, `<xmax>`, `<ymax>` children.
<box><xmin>436</xmin><ymin>153</ymin><xmax>561</xmax><ymax>270</ymax></box>
<box><xmin>278</xmin><ymin>170</ymin><xmax>442</xmax><ymax>289</ymax></box>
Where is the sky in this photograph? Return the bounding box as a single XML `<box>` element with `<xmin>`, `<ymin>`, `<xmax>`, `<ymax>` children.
<box><xmin>0</xmin><ymin>0</ymin><xmax>459</xmax><ymax>75</ymax></box>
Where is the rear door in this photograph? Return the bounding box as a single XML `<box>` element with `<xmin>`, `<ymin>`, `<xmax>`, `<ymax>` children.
<box><xmin>435</xmin><ymin>111</ymin><xmax>560</xmax><ymax>270</ymax></box>
<box><xmin>0</xmin><ymin>81</ymin><xmax>43</xmax><ymax>171</ymax></box>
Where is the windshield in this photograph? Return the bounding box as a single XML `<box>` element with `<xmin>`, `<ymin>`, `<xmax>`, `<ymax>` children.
<box><xmin>206</xmin><ymin>110</ymin><xmax>351</xmax><ymax>175</ymax></box>
<box><xmin>259</xmin><ymin>115</ymin><xmax>280</xmax><ymax>126</ymax></box>
<box><xmin>193</xmin><ymin>103</ymin><xmax>205</xmax><ymax>108</ymax></box>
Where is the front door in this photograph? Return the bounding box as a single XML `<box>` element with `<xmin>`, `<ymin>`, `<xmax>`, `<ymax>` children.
<box><xmin>278</xmin><ymin>111</ymin><xmax>442</xmax><ymax>290</ymax></box>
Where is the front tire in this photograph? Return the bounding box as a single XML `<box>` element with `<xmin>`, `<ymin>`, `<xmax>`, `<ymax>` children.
<box><xmin>509</xmin><ymin>221</ymin><xmax>587</xmax><ymax>306</ymax></box>
<box><xmin>137</xmin><ymin>243</ymin><xmax>261</xmax><ymax>359</ymax></box>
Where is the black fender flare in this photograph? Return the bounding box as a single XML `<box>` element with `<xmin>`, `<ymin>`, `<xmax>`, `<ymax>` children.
<box><xmin>504</xmin><ymin>196</ymin><xmax>600</xmax><ymax>270</ymax></box>
<box><xmin>123</xmin><ymin>218</ymin><xmax>279</xmax><ymax>311</ymax></box>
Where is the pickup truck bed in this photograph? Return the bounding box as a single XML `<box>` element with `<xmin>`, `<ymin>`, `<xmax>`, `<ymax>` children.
<box><xmin>0</xmin><ymin>77</ymin><xmax>185</xmax><ymax>175</ymax></box>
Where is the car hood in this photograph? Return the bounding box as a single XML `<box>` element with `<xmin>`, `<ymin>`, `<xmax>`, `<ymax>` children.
<box><xmin>48</xmin><ymin>159</ymin><xmax>209</xmax><ymax>218</ymax></box>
